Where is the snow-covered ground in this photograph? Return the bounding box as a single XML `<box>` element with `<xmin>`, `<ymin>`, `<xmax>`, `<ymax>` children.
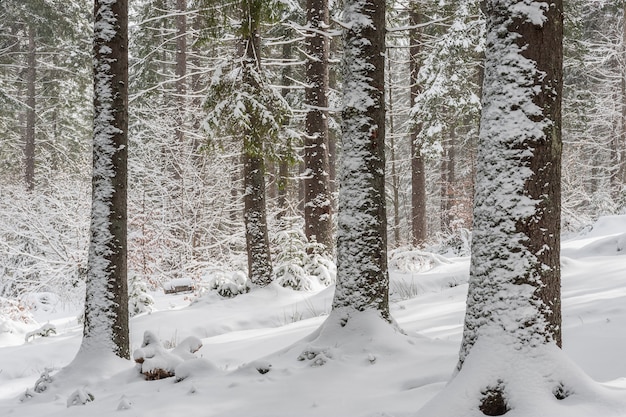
<box><xmin>1</xmin><ymin>217</ymin><xmax>625</xmax><ymax>416</ymax></box>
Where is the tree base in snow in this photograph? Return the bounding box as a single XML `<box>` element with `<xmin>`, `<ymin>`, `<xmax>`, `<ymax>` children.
<box><xmin>416</xmin><ymin>340</ymin><xmax>624</xmax><ymax>417</ymax></box>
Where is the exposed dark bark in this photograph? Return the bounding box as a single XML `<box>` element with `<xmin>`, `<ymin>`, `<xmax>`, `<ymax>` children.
<box><xmin>242</xmin><ymin>0</ymin><xmax>273</xmax><ymax>286</ymax></box>
<box><xmin>24</xmin><ymin>25</ymin><xmax>36</xmax><ymax>192</ymax></box>
<box><xmin>409</xmin><ymin>7</ymin><xmax>427</xmax><ymax>246</ymax></box>
<box><xmin>332</xmin><ymin>0</ymin><xmax>389</xmax><ymax>320</ymax></box>
<box><xmin>304</xmin><ymin>0</ymin><xmax>333</xmax><ymax>253</ymax></box>
<box><xmin>517</xmin><ymin>0</ymin><xmax>563</xmax><ymax>347</ymax></box>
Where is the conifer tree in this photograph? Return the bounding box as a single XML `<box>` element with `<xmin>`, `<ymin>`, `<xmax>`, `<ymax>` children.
<box><xmin>79</xmin><ymin>0</ymin><xmax>129</xmax><ymax>360</ymax></box>
<box><xmin>331</xmin><ymin>0</ymin><xmax>389</xmax><ymax>320</ymax></box>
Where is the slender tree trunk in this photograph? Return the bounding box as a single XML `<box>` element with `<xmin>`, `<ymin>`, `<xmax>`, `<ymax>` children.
<box><xmin>387</xmin><ymin>53</ymin><xmax>401</xmax><ymax>247</ymax></box>
<box><xmin>175</xmin><ymin>0</ymin><xmax>187</xmax><ymax>152</ymax></box>
<box><xmin>619</xmin><ymin>0</ymin><xmax>626</xmax><ymax>190</ymax></box>
<box><xmin>242</xmin><ymin>0</ymin><xmax>272</xmax><ymax>286</ymax></box>
<box><xmin>81</xmin><ymin>0</ymin><xmax>129</xmax><ymax>360</ymax></box>
<box><xmin>410</xmin><ymin>7</ymin><xmax>427</xmax><ymax>246</ymax></box>
<box><xmin>277</xmin><ymin>40</ymin><xmax>293</xmax><ymax>222</ymax></box>
<box><xmin>304</xmin><ymin>0</ymin><xmax>333</xmax><ymax>253</ymax></box>
<box><xmin>440</xmin><ymin>144</ymin><xmax>449</xmax><ymax>233</ymax></box>
<box><xmin>24</xmin><ymin>25</ymin><xmax>36</xmax><ymax>192</ymax></box>
<box><xmin>332</xmin><ymin>0</ymin><xmax>389</xmax><ymax>320</ymax></box>
<box><xmin>328</xmin><ymin>35</ymin><xmax>338</xmax><ymax>196</ymax></box>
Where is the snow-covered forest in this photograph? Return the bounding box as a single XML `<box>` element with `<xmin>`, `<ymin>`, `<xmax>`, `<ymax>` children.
<box><xmin>1</xmin><ymin>0</ymin><xmax>626</xmax><ymax>416</ymax></box>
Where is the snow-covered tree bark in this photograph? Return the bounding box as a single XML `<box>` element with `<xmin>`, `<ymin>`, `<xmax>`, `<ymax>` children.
<box><xmin>80</xmin><ymin>0</ymin><xmax>130</xmax><ymax>360</ymax></box>
<box><xmin>241</xmin><ymin>0</ymin><xmax>273</xmax><ymax>286</ymax></box>
<box><xmin>332</xmin><ymin>0</ymin><xmax>389</xmax><ymax>320</ymax></box>
<box><xmin>304</xmin><ymin>0</ymin><xmax>333</xmax><ymax>254</ymax></box>
<box><xmin>460</xmin><ymin>0</ymin><xmax>563</xmax><ymax>366</ymax></box>
<box><xmin>417</xmin><ymin>2</ymin><xmax>564</xmax><ymax>415</ymax></box>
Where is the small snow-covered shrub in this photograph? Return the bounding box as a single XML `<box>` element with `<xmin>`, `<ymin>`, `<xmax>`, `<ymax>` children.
<box><xmin>271</xmin><ymin>224</ymin><xmax>336</xmax><ymax>291</ymax></box>
<box><xmin>22</xmin><ymin>292</ymin><xmax>60</xmax><ymax>313</ymax></box>
<box><xmin>206</xmin><ymin>270</ymin><xmax>249</xmax><ymax>298</ymax></box>
<box><xmin>34</xmin><ymin>368</ymin><xmax>54</xmax><ymax>393</ymax></box>
<box><xmin>129</xmin><ymin>274</ymin><xmax>154</xmax><ymax>317</ymax></box>
<box><xmin>66</xmin><ymin>388</ymin><xmax>94</xmax><ymax>407</ymax></box>
<box><xmin>430</xmin><ymin>228</ymin><xmax>472</xmax><ymax>257</ymax></box>
<box><xmin>388</xmin><ymin>248</ymin><xmax>452</xmax><ymax>273</ymax></box>
<box><xmin>0</xmin><ymin>297</ymin><xmax>34</xmax><ymax>327</ymax></box>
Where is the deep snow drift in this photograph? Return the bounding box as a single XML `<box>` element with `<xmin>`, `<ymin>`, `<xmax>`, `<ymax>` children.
<box><xmin>1</xmin><ymin>217</ymin><xmax>625</xmax><ymax>416</ymax></box>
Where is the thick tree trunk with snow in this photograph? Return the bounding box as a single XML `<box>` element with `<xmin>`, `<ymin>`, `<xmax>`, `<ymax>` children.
<box><xmin>459</xmin><ymin>0</ymin><xmax>563</xmax><ymax>374</ymax></box>
<box><xmin>409</xmin><ymin>7</ymin><xmax>427</xmax><ymax>247</ymax></box>
<box><xmin>81</xmin><ymin>0</ymin><xmax>129</xmax><ymax>360</ymax></box>
<box><xmin>242</xmin><ymin>0</ymin><xmax>273</xmax><ymax>286</ymax></box>
<box><xmin>304</xmin><ymin>0</ymin><xmax>333</xmax><ymax>254</ymax></box>
<box><xmin>332</xmin><ymin>0</ymin><xmax>389</xmax><ymax>320</ymax></box>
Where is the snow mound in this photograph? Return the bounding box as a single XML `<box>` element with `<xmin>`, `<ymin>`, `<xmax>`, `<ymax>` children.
<box><xmin>583</xmin><ymin>215</ymin><xmax>626</xmax><ymax>238</ymax></box>
<box><xmin>417</xmin><ymin>341</ymin><xmax>626</xmax><ymax>417</ymax></box>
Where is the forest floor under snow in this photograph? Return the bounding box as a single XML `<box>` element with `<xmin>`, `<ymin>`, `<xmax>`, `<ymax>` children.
<box><xmin>1</xmin><ymin>216</ymin><xmax>626</xmax><ymax>416</ymax></box>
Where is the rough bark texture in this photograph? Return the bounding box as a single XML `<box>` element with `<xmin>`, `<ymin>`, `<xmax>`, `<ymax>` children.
<box><xmin>458</xmin><ymin>0</ymin><xmax>563</xmax><ymax>370</ymax></box>
<box><xmin>304</xmin><ymin>0</ymin><xmax>333</xmax><ymax>253</ymax></box>
<box><xmin>409</xmin><ymin>7</ymin><xmax>427</xmax><ymax>246</ymax></box>
<box><xmin>332</xmin><ymin>0</ymin><xmax>389</xmax><ymax>320</ymax></box>
<box><xmin>82</xmin><ymin>0</ymin><xmax>129</xmax><ymax>360</ymax></box>
<box><xmin>24</xmin><ymin>24</ymin><xmax>36</xmax><ymax>192</ymax></box>
<box><xmin>242</xmin><ymin>0</ymin><xmax>273</xmax><ymax>286</ymax></box>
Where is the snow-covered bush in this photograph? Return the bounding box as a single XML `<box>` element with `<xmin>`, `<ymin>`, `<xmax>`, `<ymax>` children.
<box><xmin>66</xmin><ymin>388</ymin><xmax>94</xmax><ymax>407</ymax></box>
<box><xmin>426</xmin><ymin>228</ymin><xmax>472</xmax><ymax>257</ymax></box>
<box><xmin>0</xmin><ymin>297</ymin><xmax>35</xmax><ymax>328</ymax></box>
<box><xmin>129</xmin><ymin>273</ymin><xmax>154</xmax><ymax>317</ymax></box>
<box><xmin>133</xmin><ymin>331</ymin><xmax>203</xmax><ymax>381</ymax></box>
<box><xmin>271</xmin><ymin>224</ymin><xmax>336</xmax><ymax>291</ymax></box>
<box><xmin>0</xmin><ymin>183</ymin><xmax>89</xmax><ymax>302</ymax></box>
<box><xmin>388</xmin><ymin>248</ymin><xmax>452</xmax><ymax>274</ymax></box>
<box><xmin>205</xmin><ymin>270</ymin><xmax>249</xmax><ymax>298</ymax></box>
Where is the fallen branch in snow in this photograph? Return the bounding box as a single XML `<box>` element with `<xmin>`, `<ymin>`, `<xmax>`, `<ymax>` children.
<box><xmin>25</xmin><ymin>323</ymin><xmax>56</xmax><ymax>342</ymax></box>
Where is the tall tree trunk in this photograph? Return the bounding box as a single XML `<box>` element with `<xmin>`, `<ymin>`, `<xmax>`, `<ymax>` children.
<box><xmin>304</xmin><ymin>0</ymin><xmax>333</xmax><ymax>253</ymax></box>
<box><xmin>24</xmin><ymin>25</ymin><xmax>36</xmax><ymax>192</ymax></box>
<box><xmin>619</xmin><ymin>0</ymin><xmax>626</xmax><ymax>192</ymax></box>
<box><xmin>410</xmin><ymin>6</ymin><xmax>427</xmax><ymax>246</ymax></box>
<box><xmin>459</xmin><ymin>0</ymin><xmax>563</xmax><ymax>369</ymax></box>
<box><xmin>277</xmin><ymin>39</ymin><xmax>293</xmax><ymax>222</ymax></box>
<box><xmin>175</xmin><ymin>0</ymin><xmax>187</xmax><ymax>153</ymax></box>
<box><xmin>242</xmin><ymin>0</ymin><xmax>272</xmax><ymax>286</ymax></box>
<box><xmin>332</xmin><ymin>0</ymin><xmax>389</xmax><ymax>320</ymax></box>
<box><xmin>80</xmin><ymin>0</ymin><xmax>129</xmax><ymax>360</ymax></box>
<box><xmin>387</xmin><ymin>53</ymin><xmax>401</xmax><ymax>247</ymax></box>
